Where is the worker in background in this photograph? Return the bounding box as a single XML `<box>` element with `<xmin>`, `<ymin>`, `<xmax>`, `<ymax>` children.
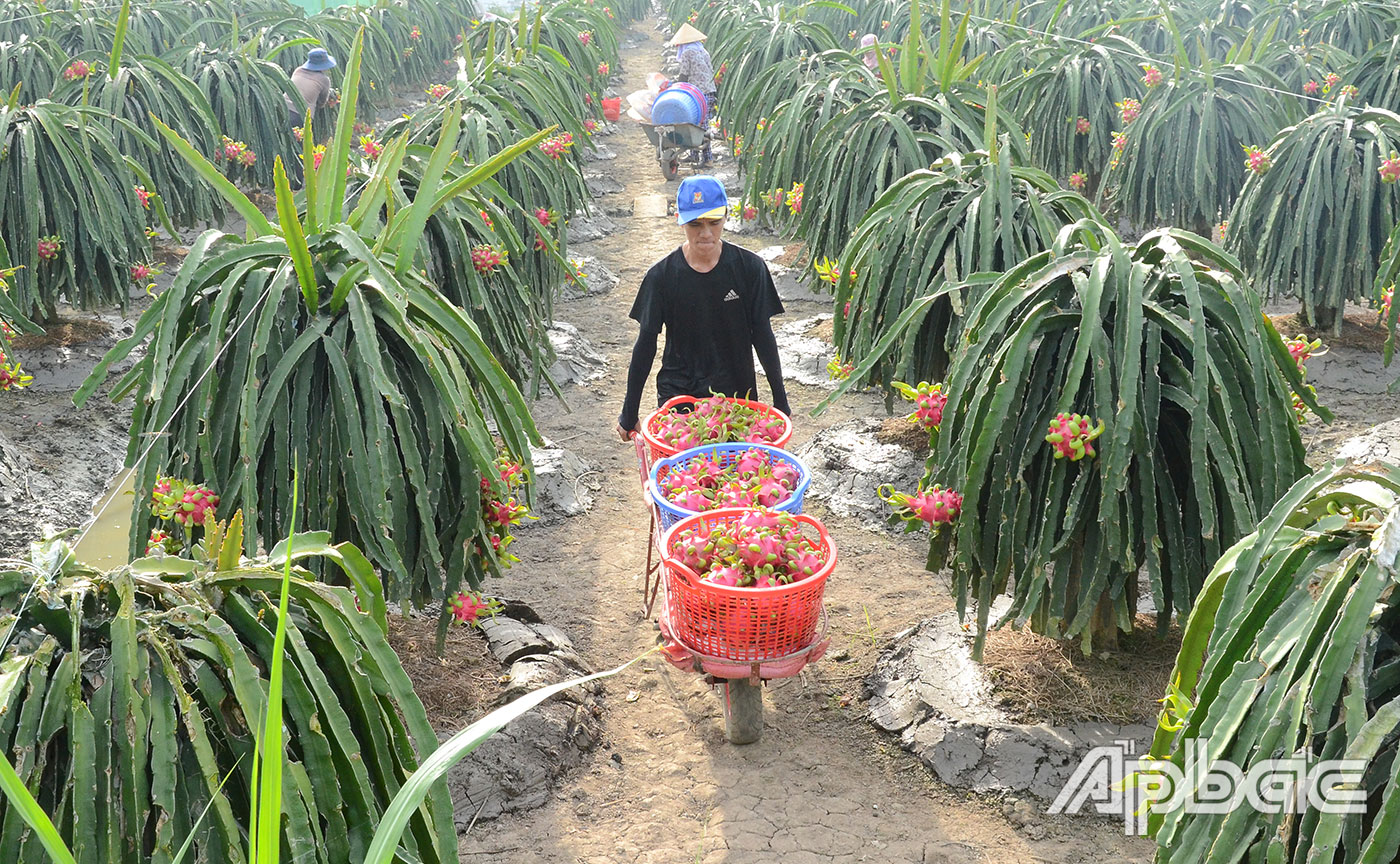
<box><xmin>286</xmin><ymin>47</ymin><xmax>337</xmax><ymax>129</ymax></box>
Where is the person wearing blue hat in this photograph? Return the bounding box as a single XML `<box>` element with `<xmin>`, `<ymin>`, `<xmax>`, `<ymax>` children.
<box><xmin>286</xmin><ymin>47</ymin><xmax>338</xmax><ymax>129</ymax></box>
<box><xmin>617</xmin><ymin>175</ymin><xmax>790</xmax><ymax>440</ymax></box>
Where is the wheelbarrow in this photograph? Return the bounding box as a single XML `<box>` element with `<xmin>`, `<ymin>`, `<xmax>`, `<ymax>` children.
<box><xmin>630</xmin><ymin>435</ymin><xmax>833</xmax><ymax>744</ymax></box>
<box><xmin>658</xmin><ymin>607</ymin><xmax>830</xmax><ymax>744</ymax></box>
<box><xmin>640</xmin><ymin>121</ymin><xmax>708</xmax><ymax>181</ymax></box>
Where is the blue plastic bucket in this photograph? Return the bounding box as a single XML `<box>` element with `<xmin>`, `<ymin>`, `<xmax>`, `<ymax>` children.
<box><xmin>650</xmin><ymin>88</ymin><xmax>703</xmax><ymax>125</ymax></box>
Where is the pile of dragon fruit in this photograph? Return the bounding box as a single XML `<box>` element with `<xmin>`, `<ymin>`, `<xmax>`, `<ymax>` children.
<box><xmin>650</xmin><ymin>395</ymin><xmax>787</xmax><ymax>451</ymax></box>
<box><xmin>670</xmin><ymin>509</ymin><xmax>828</xmax><ymax>589</ymax></box>
<box><xmin>658</xmin><ymin>447</ymin><xmax>802</xmax><ymax>513</ymax></box>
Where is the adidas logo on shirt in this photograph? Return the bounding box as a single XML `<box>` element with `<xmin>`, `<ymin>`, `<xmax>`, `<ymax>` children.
<box><xmin>723</xmin><ymin>290</ymin><xmax>740</xmax><ymax>301</ymax></box>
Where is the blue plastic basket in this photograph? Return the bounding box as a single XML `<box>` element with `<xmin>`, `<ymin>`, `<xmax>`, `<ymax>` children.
<box><xmin>651</xmin><ymin>88</ymin><xmax>704</xmax><ymax>125</ymax></box>
<box><xmin>648</xmin><ymin>443</ymin><xmax>811</xmax><ymax>531</ymax></box>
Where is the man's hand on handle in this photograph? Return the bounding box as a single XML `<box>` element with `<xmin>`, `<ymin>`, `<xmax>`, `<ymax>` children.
<box><xmin>617</xmin><ymin>423</ymin><xmax>638</xmax><ymax>442</ymax></box>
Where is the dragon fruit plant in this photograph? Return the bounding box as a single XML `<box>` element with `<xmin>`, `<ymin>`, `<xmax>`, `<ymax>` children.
<box><xmin>1225</xmin><ymin>103</ymin><xmax>1400</xmax><ymax>334</ymax></box>
<box><xmin>670</xmin><ymin>509</ymin><xmax>829</xmax><ymax>588</ymax></box>
<box><xmin>909</xmin><ymin>225</ymin><xmax>1315</xmax><ymax>656</ymax></box>
<box><xmin>658</xmin><ymin>448</ymin><xmax>803</xmax><ymax>514</ymax></box>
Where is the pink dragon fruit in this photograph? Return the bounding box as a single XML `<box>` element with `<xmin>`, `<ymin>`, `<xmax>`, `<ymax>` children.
<box><xmin>1284</xmin><ymin>334</ymin><xmax>1323</xmax><ymax>371</ymax></box>
<box><xmin>788</xmin><ymin>548</ymin><xmax>824</xmax><ymax>577</ymax></box>
<box><xmin>734</xmin><ymin>448</ymin><xmax>769</xmax><ymax>476</ymax></box>
<box><xmin>134</xmin><ymin>185</ymin><xmax>153</xmax><ymax>209</ymax></box>
<box><xmin>486</xmin><ymin>497</ymin><xmax>529</xmax><ymax>527</ymax></box>
<box><xmin>1324</xmin><ymin>72</ymin><xmax>1341</xmax><ymax>92</ymax></box>
<box><xmin>675</xmin><ymin>489</ymin><xmax>712</xmax><ymax>511</ymax></box>
<box><xmin>471</xmin><ymin>244</ymin><xmax>508</xmax><ymax>274</ymax></box>
<box><xmin>36</xmin><ymin>236</ymin><xmax>61</xmax><ymax>261</ymax></box>
<box><xmin>908</xmin><ymin>486</ymin><xmax>962</xmax><ymax>524</ymax></box>
<box><xmin>705</xmin><ymin>564</ymin><xmax>742</xmax><ymax>587</ymax></box>
<box><xmin>1379</xmin><ymin>152</ymin><xmax>1400</xmax><ymax>184</ymax></box>
<box><xmin>597</xmin><ymin>61</ymin><xmax>609</xmax><ymax>77</ymax></box>
<box><xmin>1075</xmin><ymin>116</ymin><xmax>1091</xmax><ymax>135</ymax></box>
<box><xmin>1381</xmin><ymin>284</ymin><xmax>1394</xmax><ymax>322</ymax></box>
<box><xmin>1303</xmin><ymin>80</ymin><xmax>1320</xmax><ymax>96</ymax></box>
<box><xmin>740</xmin><ymin>509</ymin><xmax>788</xmax><ymax>530</ymax></box>
<box><xmin>752</xmin><ymin>477</ymin><xmax>789</xmax><ymax>507</ymax></box>
<box><xmin>427</xmin><ymin>83</ymin><xmax>453</xmax><ymax>100</ymax></box>
<box><xmin>1117</xmin><ymin>98</ymin><xmax>1141</xmax><ymax>124</ymax></box>
<box><xmin>771</xmin><ymin>461</ymin><xmax>801</xmax><ymax>490</ymax></box>
<box><xmin>1045</xmin><ymin>412</ymin><xmax>1104</xmax><ymax>461</ymax></box>
<box><xmin>1242</xmin><ymin>145</ymin><xmax>1270</xmax><ymax>175</ymax></box>
<box><xmin>62</xmin><ymin>60</ymin><xmax>91</xmax><ymax>81</ymax></box>
<box><xmin>172</xmin><ymin>484</ymin><xmax>219</xmax><ymax>528</ymax></box>
<box><xmin>1339</xmin><ymin>84</ymin><xmax>1358</xmax><ymax>100</ymax></box>
<box><xmin>409</xmin><ymin>25</ymin><xmax>422</xmax><ymax>41</ymax></box>
<box><xmin>1141</xmin><ymin>65</ymin><xmax>1163</xmax><ymax>87</ymax></box>
<box><xmin>1068</xmin><ymin>172</ymin><xmax>1088</xmax><ymax>191</ymax></box>
<box><xmin>130</xmin><ymin>262</ymin><xmax>159</xmax><ymax>284</ymax></box>
<box><xmin>449</xmin><ymin>591</ymin><xmax>491</xmax><ymax>624</ymax></box>
<box><xmin>578</xmin><ymin>30</ymin><xmax>592</xmax><ymax>45</ymax></box>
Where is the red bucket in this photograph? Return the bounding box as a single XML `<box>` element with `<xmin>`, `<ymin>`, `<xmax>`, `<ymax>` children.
<box><xmin>602</xmin><ymin>97</ymin><xmax>621</xmax><ymax>122</ymax></box>
<box><xmin>660</xmin><ymin>509</ymin><xmax>836</xmax><ymax>662</ymax></box>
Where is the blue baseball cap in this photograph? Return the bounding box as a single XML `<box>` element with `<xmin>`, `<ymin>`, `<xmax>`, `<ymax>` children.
<box><xmin>304</xmin><ymin>48</ymin><xmax>337</xmax><ymax>72</ymax></box>
<box><xmin>676</xmin><ymin>175</ymin><xmax>728</xmax><ymax>224</ymax></box>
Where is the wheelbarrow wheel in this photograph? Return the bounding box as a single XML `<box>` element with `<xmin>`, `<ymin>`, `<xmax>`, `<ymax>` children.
<box><xmin>660</xmin><ymin>153</ymin><xmax>680</xmax><ymax>181</ymax></box>
<box><xmin>721</xmin><ymin>678</ymin><xmax>762</xmax><ymax>744</ymax></box>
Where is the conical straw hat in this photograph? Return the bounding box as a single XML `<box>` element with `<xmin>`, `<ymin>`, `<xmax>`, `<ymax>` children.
<box><xmin>669</xmin><ymin>23</ymin><xmax>707</xmax><ymax>46</ymax></box>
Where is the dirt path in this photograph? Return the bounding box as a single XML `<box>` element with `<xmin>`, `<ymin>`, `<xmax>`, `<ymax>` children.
<box><xmin>458</xmin><ymin>21</ymin><xmax>1154</xmax><ymax>864</ymax></box>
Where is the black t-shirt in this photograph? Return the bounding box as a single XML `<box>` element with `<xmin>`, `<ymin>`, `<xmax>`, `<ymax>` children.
<box><xmin>629</xmin><ymin>242</ymin><xmax>784</xmax><ymax>404</ymax></box>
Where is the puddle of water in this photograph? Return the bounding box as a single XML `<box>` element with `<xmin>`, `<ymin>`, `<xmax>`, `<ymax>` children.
<box><xmin>73</xmin><ymin>471</ymin><xmax>136</xmax><ymax>570</ymax></box>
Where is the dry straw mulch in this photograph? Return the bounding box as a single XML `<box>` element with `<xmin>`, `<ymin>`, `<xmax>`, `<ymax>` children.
<box><xmin>980</xmin><ymin>614</ymin><xmax>1181</xmax><ymax>727</ymax></box>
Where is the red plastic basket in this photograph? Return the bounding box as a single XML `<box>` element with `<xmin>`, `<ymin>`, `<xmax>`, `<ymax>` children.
<box><xmin>640</xmin><ymin>395</ymin><xmax>793</xmax><ymax>465</ymax></box>
<box><xmin>660</xmin><ymin>508</ymin><xmax>836</xmax><ymax>662</ymax></box>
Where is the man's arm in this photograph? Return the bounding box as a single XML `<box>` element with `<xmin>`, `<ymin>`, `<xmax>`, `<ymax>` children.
<box><xmin>751</xmin><ymin>318</ymin><xmax>790</xmax><ymax>416</ymax></box>
<box><xmin>618</xmin><ymin>328</ymin><xmax>659</xmax><ymax>438</ymax></box>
